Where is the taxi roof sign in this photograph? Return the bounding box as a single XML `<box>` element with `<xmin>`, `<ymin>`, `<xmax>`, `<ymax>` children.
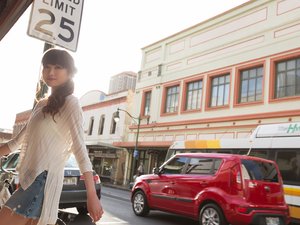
<box><xmin>251</xmin><ymin>122</ymin><xmax>300</xmax><ymax>138</ymax></box>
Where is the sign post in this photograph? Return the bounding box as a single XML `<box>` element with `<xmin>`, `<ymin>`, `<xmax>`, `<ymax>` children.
<box><xmin>27</xmin><ymin>0</ymin><xmax>84</xmax><ymax>52</ymax></box>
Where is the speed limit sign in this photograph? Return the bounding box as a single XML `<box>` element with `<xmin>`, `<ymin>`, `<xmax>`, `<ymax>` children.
<box><xmin>27</xmin><ymin>0</ymin><xmax>84</xmax><ymax>52</ymax></box>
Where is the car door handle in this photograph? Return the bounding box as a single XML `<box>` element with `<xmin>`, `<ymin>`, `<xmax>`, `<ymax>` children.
<box><xmin>264</xmin><ymin>186</ymin><xmax>270</xmax><ymax>192</ymax></box>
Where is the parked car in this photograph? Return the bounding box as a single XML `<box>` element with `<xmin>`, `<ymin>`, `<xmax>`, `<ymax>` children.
<box><xmin>131</xmin><ymin>153</ymin><xmax>290</xmax><ymax>225</ymax></box>
<box><xmin>0</xmin><ymin>150</ymin><xmax>101</xmax><ymax>214</ymax></box>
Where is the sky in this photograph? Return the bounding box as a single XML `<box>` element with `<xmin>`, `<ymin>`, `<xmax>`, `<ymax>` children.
<box><xmin>0</xmin><ymin>0</ymin><xmax>249</xmax><ymax>130</ymax></box>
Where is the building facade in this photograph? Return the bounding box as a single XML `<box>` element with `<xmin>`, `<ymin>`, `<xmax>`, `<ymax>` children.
<box><xmin>80</xmin><ymin>89</ymin><xmax>136</xmax><ymax>185</ymax></box>
<box><xmin>114</xmin><ymin>0</ymin><xmax>300</xmax><ymax>174</ymax></box>
<box><xmin>108</xmin><ymin>71</ymin><xmax>137</xmax><ymax>94</ymax></box>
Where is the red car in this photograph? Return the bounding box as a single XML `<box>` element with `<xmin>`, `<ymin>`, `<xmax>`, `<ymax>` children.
<box><xmin>131</xmin><ymin>153</ymin><xmax>290</xmax><ymax>225</ymax></box>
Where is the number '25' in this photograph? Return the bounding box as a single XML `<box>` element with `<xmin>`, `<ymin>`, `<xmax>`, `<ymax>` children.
<box><xmin>34</xmin><ymin>9</ymin><xmax>75</xmax><ymax>43</ymax></box>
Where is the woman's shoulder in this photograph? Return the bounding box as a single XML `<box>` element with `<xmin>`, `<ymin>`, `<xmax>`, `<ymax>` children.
<box><xmin>35</xmin><ymin>98</ymin><xmax>47</xmax><ymax>108</ymax></box>
<box><xmin>64</xmin><ymin>95</ymin><xmax>81</xmax><ymax>110</ymax></box>
<box><xmin>66</xmin><ymin>94</ymin><xmax>79</xmax><ymax>103</ymax></box>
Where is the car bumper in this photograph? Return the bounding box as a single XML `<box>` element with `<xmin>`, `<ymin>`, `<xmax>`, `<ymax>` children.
<box><xmin>229</xmin><ymin>210</ymin><xmax>290</xmax><ymax>225</ymax></box>
<box><xmin>59</xmin><ymin>185</ymin><xmax>101</xmax><ymax>209</ymax></box>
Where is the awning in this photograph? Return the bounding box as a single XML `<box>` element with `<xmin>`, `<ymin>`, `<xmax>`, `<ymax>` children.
<box><xmin>0</xmin><ymin>0</ymin><xmax>33</xmax><ymax>41</ymax></box>
<box><xmin>86</xmin><ymin>141</ymin><xmax>125</xmax><ymax>150</ymax></box>
<box><xmin>113</xmin><ymin>141</ymin><xmax>172</xmax><ymax>149</ymax></box>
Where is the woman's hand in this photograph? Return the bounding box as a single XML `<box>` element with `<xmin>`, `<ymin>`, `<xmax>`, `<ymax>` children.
<box><xmin>83</xmin><ymin>171</ymin><xmax>104</xmax><ymax>222</ymax></box>
<box><xmin>87</xmin><ymin>192</ymin><xmax>104</xmax><ymax>222</ymax></box>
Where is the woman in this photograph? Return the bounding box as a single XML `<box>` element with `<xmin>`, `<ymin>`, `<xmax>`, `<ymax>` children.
<box><xmin>0</xmin><ymin>48</ymin><xmax>103</xmax><ymax>225</ymax></box>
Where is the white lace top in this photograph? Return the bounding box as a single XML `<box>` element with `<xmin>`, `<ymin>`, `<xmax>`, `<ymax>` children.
<box><xmin>7</xmin><ymin>95</ymin><xmax>92</xmax><ymax>225</ymax></box>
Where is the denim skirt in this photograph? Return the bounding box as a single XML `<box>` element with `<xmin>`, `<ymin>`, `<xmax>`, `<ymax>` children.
<box><xmin>5</xmin><ymin>171</ymin><xmax>47</xmax><ymax>219</ymax></box>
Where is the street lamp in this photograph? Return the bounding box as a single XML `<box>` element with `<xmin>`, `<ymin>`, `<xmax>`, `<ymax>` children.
<box><xmin>113</xmin><ymin>108</ymin><xmax>141</xmax><ymax>181</ymax></box>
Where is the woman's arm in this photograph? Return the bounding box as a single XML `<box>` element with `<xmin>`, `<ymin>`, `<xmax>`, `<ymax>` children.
<box><xmin>83</xmin><ymin>171</ymin><xmax>104</xmax><ymax>222</ymax></box>
<box><xmin>0</xmin><ymin>99</ymin><xmax>40</xmax><ymax>158</ymax></box>
<box><xmin>66</xmin><ymin>97</ymin><xmax>104</xmax><ymax>221</ymax></box>
<box><xmin>0</xmin><ymin>123</ymin><xmax>27</xmax><ymax>158</ymax></box>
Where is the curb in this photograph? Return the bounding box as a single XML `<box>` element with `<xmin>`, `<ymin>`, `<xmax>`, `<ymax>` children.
<box><xmin>101</xmin><ymin>183</ymin><xmax>131</xmax><ymax>202</ymax></box>
<box><xmin>101</xmin><ymin>192</ymin><xmax>130</xmax><ymax>202</ymax></box>
<box><xmin>102</xmin><ymin>183</ymin><xmax>131</xmax><ymax>191</ymax></box>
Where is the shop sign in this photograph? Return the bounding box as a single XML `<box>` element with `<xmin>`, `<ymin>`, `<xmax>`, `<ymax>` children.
<box><xmin>94</xmin><ymin>151</ymin><xmax>117</xmax><ymax>158</ymax></box>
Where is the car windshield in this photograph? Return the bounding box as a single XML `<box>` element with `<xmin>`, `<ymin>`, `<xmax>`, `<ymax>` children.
<box><xmin>65</xmin><ymin>154</ymin><xmax>79</xmax><ymax>168</ymax></box>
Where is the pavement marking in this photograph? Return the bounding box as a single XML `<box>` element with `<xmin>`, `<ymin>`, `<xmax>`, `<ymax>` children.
<box><xmin>96</xmin><ymin>217</ymin><xmax>128</xmax><ymax>224</ymax></box>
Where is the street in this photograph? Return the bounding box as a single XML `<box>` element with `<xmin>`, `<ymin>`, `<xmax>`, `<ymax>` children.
<box><xmin>57</xmin><ymin>185</ymin><xmax>298</xmax><ymax>225</ymax></box>
<box><xmin>57</xmin><ymin>185</ymin><xmax>198</xmax><ymax>225</ymax></box>
<box><xmin>100</xmin><ymin>194</ymin><xmax>197</xmax><ymax>225</ymax></box>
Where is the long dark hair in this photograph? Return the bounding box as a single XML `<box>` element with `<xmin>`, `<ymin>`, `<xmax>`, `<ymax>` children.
<box><xmin>40</xmin><ymin>48</ymin><xmax>77</xmax><ymax>121</ymax></box>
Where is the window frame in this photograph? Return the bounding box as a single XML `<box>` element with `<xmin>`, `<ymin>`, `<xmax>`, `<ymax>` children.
<box><xmin>269</xmin><ymin>51</ymin><xmax>300</xmax><ymax>102</ymax></box>
<box><xmin>181</xmin><ymin>76</ymin><xmax>203</xmax><ymax>113</ymax></box>
<box><xmin>161</xmin><ymin>82</ymin><xmax>181</xmax><ymax>116</ymax></box>
<box><xmin>110</xmin><ymin>115</ymin><xmax>117</xmax><ymax>134</ymax></box>
<box><xmin>234</xmin><ymin>61</ymin><xmax>265</xmax><ymax>107</ymax></box>
<box><xmin>205</xmin><ymin>70</ymin><xmax>231</xmax><ymax>110</ymax></box>
<box><xmin>140</xmin><ymin>89</ymin><xmax>152</xmax><ymax>117</ymax></box>
<box><xmin>88</xmin><ymin>116</ymin><xmax>94</xmax><ymax>136</ymax></box>
<box><xmin>98</xmin><ymin>114</ymin><xmax>105</xmax><ymax>135</ymax></box>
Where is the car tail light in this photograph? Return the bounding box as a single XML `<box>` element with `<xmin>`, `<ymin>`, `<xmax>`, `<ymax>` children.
<box><xmin>93</xmin><ymin>174</ymin><xmax>101</xmax><ymax>184</ymax></box>
<box><xmin>80</xmin><ymin>174</ymin><xmax>101</xmax><ymax>184</ymax></box>
<box><xmin>232</xmin><ymin>166</ymin><xmax>242</xmax><ymax>190</ymax></box>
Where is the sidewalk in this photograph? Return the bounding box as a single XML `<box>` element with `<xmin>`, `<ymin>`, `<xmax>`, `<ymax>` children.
<box><xmin>101</xmin><ymin>183</ymin><xmax>131</xmax><ymax>202</ymax></box>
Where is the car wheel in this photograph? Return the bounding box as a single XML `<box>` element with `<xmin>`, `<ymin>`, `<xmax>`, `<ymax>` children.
<box><xmin>199</xmin><ymin>203</ymin><xmax>227</xmax><ymax>225</ymax></box>
<box><xmin>132</xmin><ymin>190</ymin><xmax>149</xmax><ymax>216</ymax></box>
<box><xmin>77</xmin><ymin>206</ymin><xmax>88</xmax><ymax>214</ymax></box>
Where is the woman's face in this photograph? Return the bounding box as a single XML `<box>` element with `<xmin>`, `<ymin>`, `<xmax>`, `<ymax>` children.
<box><xmin>42</xmin><ymin>64</ymin><xmax>70</xmax><ymax>91</ymax></box>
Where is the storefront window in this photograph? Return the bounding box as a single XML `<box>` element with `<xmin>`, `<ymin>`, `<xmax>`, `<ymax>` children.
<box><xmin>92</xmin><ymin>149</ymin><xmax>117</xmax><ymax>182</ymax></box>
<box><xmin>102</xmin><ymin>158</ymin><xmax>114</xmax><ymax>177</ymax></box>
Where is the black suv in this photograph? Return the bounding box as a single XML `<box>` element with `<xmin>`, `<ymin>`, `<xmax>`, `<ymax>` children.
<box><xmin>0</xmin><ymin>151</ymin><xmax>101</xmax><ymax>214</ymax></box>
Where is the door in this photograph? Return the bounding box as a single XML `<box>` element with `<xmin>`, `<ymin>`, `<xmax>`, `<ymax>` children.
<box><xmin>172</xmin><ymin>157</ymin><xmax>222</xmax><ymax>216</ymax></box>
<box><xmin>148</xmin><ymin>156</ymin><xmax>188</xmax><ymax>211</ymax></box>
<box><xmin>241</xmin><ymin>159</ymin><xmax>285</xmax><ymax>205</ymax></box>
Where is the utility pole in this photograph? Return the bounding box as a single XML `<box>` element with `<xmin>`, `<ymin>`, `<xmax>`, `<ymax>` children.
<box><xmin>114</xmin><ymin>108</ymin><xmax>143</xmax><ymax>182</ymax></box>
